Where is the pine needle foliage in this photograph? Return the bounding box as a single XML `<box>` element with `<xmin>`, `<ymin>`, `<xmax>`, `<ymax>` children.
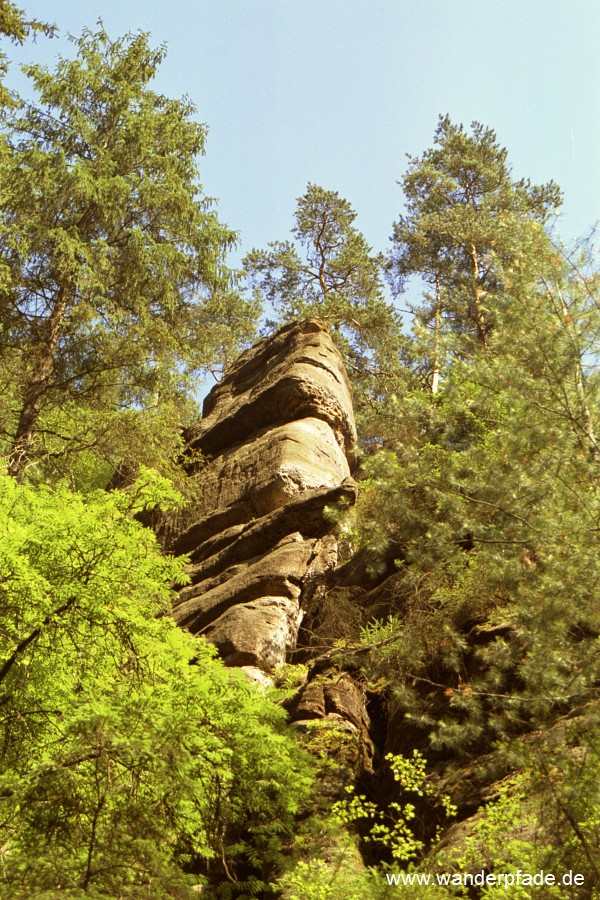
<box><xmin>353</xmin><ymin>120</ymin><xmax>600</xmax><ymax>761</ymax></box>
<box><xmin>243</xmin><ymin>183</ymin><xmax>411</xmax><ymax>443</ymax></box>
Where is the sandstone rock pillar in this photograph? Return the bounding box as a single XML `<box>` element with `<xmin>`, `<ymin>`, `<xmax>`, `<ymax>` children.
<box><xmin>170</xmin><ymin>319</ymin><xmax>358</xmax><ymax>674</ymax></box>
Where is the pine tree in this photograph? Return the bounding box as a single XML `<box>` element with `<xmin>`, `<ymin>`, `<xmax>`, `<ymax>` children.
<box><xmin>244</xmin><ymin>182</ymin><xmax>409</xmax><ymax>443</ymax></box>
<box><xmin>354</xmin><ymin>121</ymin><xmax>600</xmax><ymax>758</ymax></box>
<box><xmin>389</xmin><ymin>116</ymin><xmax>561</xmax><ymax>376</ymax></box>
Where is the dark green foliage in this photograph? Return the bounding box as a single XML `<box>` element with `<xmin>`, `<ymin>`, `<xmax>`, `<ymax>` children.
<box><xmin>243</xmin><ymin>183</ymin><xmax>411</xmax><ymax>444</ymax></box>
<box><xmin>345</xmin><ymin>118</ymin><xmax>599</xmax><ymax>750</ymax></box>
<box><xmin>389</xmin><ymin>116</ymin><xmax>561</xmax><ymax>356</ymax></box>
<box><xmin>0</xmin><ymin>24</ymin><xmax>258</xmax><ymax>484</ymax></box>
<box><xmin>306</xmin><ymin>119</ymin><xmax>600</xmax><ymax>887</ymax></box>
<box><xmin>354</xmin><ymin>315</ymin><xmax>600</xmax><ymax>753</ymax></box>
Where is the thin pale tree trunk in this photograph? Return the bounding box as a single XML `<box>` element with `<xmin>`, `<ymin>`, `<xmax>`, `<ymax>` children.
<box><xmin>431</xmin><ymin>274</ymin><xmax>442</xmax><ymax>394</ymax></box>
<box><xmin>8</xmin><ymin>285</ymin><xmax>70</xmax><ymax>480</ymax></box>
<box><xmin>468</xmin><ymin>242</ymin><xmax>488</xmax><ymax>348</ymax></box>
<box><xmin>548</xmin><ymin>278</ymin><xmax>598</xmax><ymax>459</ymax></box>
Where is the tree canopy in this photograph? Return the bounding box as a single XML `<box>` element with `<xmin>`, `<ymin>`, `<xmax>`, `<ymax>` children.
<box><xmin>353</xmin><ymin>120</ymin><xmax>600</xmax><ymax>758</ymax></box>
<box><xmin>389</xmin><ymin>116</ymin><xmax>562</xmax><ymax>379</ymax></box>
<box><xmin>0</xmin><ymin>24</ymin><xmax>257</xmax><ymax>485</ymax></box>
<box><xmin>244</xmin><ymin>183</ymin><xmax>411</xmax><ymax>443</ymax></box>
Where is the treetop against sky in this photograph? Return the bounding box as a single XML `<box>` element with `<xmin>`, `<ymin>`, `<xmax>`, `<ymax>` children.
<box><xmin>4</xmin><ymin>0</ymin><xmax>599</xmax><ymax>265</ymax></box>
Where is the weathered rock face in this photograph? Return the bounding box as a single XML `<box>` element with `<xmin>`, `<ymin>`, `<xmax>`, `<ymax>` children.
<box><xmin>185</xmin><ymin>318</ymin><xmax>357</xmax><ymax>460</ymax></box>
<box><xmin>170</xmin><ymin>320</ymin><xmax>358</xmax><ymax>677</ymax></box>
<box><xmin>181</xmin><ymin>416</ymin><xmax>351</xmax><ymax>521</ymax></box>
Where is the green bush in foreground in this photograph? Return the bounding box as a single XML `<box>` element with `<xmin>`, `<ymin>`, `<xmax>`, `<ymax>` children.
<box><xmin>0</xmin><ymin>470</ymin><xmax>313</xmax><ymax>897</ymax></box>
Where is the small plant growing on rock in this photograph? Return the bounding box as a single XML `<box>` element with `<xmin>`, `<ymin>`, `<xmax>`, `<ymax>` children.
<box><xmin>333</xmin><ymin>750</ymin><xmax>456</xmax><ymax>864</ymax></box>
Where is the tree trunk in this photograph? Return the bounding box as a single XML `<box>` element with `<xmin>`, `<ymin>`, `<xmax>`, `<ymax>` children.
<box><xmin>431</xmin><ymin>274</ymin><xmax>442</xmax><ymax>394</ymax></box>
<box><xmin>8</xmin><ymin>285</ymin><xmax>70</xmax><ymax>481</ymax></box>
<box><xmin>550</xmin><ymin>279</ymin><xmax>599</xmax><ymax>459</ymax></box>
<box><xmin>467</xmin><ymin>243</ymin><xmax>488</xmax><ymax>348</ymax></box>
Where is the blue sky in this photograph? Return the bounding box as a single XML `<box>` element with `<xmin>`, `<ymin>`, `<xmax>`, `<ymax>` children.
<box><xmin>6</xmin><ymin>0</ymin><xmax>600</xmax><ymax>267</ymax></box>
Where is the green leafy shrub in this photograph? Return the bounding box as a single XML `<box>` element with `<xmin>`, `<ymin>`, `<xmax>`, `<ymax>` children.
<box><xmin>0</xmin><ymin>471</ymin><xmax>313</xmax><ymax>897</ymax></box>
<box><xmin>334</xmin><ymin>750</ymin><xmax>456</xmax><ymax>864</ymax></box>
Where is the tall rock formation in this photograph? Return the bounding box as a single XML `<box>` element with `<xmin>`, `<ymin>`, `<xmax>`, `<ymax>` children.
<box><xmin>169</xmin><ymin>319</ymin><xmax>358</xmax><ymax>676</ymax></box>
<box><xmin>161</xmin><ymin>321</ymin><xmax>599</xmax><ymax>886</ymax></box>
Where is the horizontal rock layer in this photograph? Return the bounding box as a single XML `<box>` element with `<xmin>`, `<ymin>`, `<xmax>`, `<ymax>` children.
<box><xmin>184</xmin><ymin>319</ymin><xmax>357</xmax><ymax>459</ymax></box>
<box><xmin>170</xmin><ymin>320</ymin><xmax>358</xmax><ymax>674</ymax></box>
